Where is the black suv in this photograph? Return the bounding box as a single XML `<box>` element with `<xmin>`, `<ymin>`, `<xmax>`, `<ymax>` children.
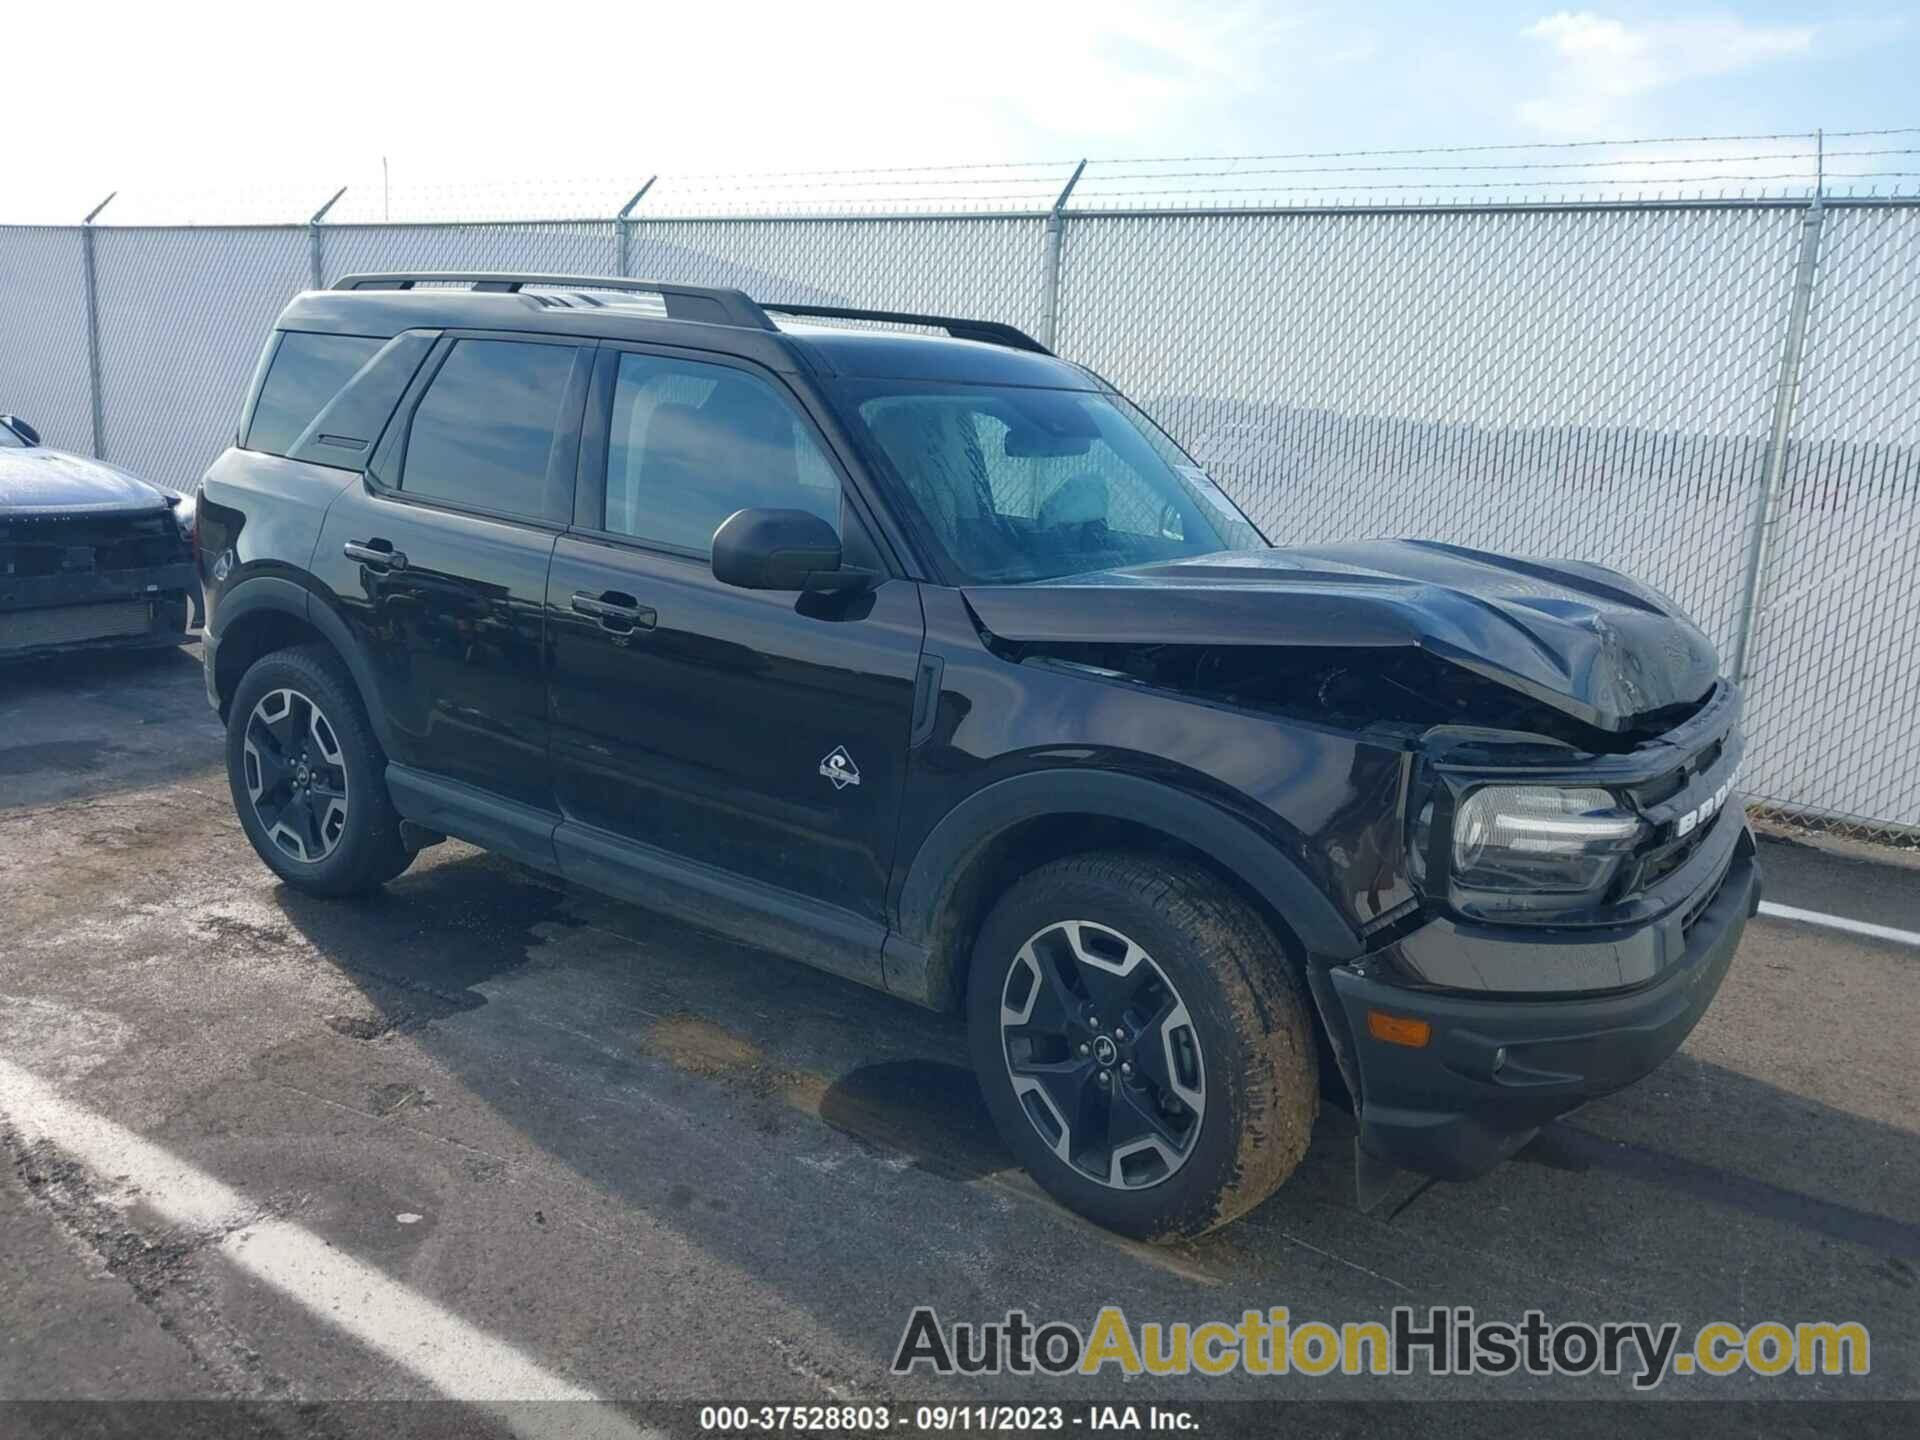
<box><xmin>198</xmin><ymin>272</ymin><xmax>1759</xmax><ymax>1239</ymax></box>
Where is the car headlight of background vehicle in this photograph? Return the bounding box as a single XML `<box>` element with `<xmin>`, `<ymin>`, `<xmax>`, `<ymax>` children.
<box><xmin>1413</xmin><ymin>785</ymin><xmax>1645</xmax><ymax>895</ymax></box>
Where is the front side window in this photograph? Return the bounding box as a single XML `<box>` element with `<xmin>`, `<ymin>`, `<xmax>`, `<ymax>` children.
<box><xmin>401</xmin><ymin>339</ymin><xmax>578</xmax><ymax>518</ymax></box>
<box><xmin>247</xmin><ymin>332</ymin><xmax>383</xmax><ymax>457</ymax></box>
<box><xmin>837</xmin><ymin>382</ymin><xmax>1265</xmax><ymax>584</ymax></box>
<box><xmin>602</xmin><ymin>353</ymin><xmax>841</xmax><ymax>554</ymax></box>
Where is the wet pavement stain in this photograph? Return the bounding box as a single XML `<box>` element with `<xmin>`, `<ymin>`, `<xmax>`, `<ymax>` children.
<box><xmin>647</xmin><ymin>1016</ymin><xmax>764</xmax><ymax>1080</ymax></box>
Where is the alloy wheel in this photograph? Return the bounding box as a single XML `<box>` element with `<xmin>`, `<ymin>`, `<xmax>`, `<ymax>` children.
<box><xmin>999</xmin><ymin>920</ymin><xmax>1206</xmax><ymax>1189</ymax></box>
<box><xmin>242</xmin><ymin>687</ymin><xmax>350</xmax><ymax>864</ymax></box>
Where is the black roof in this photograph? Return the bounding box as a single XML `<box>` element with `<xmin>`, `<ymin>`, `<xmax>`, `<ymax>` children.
<box><xmin>783</xmin><ymin>326</ymin><xmax>1097</xmax><ymax>388</ymax></box>
<box><xmin>273</xmin><ymin>274</ymin><xmax>1098</xmax><ymax>390</ymax></box>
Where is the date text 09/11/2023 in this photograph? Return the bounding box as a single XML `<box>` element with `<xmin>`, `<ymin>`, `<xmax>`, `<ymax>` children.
<box><xmin>696</xmin><ymin>1404</ymin><xmax>1198</xmax><ymax>1432</ymax></box>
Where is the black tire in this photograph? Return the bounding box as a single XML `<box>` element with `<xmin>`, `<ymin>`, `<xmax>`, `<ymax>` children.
<box><xmin>226</xmin><ymin>644</ymin><xmax>413</xmax><ymax>896</ymax></box>
<box><xmin>967</xmin><ymin>852</ymin><xmax>1318</xmax><ymax>1240</ymax></box>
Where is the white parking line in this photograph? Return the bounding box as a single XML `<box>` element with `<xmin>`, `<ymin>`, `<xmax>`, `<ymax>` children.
<box><xmin>1757</xmin><ymin>901</ymin><xmax>1920</xmax><ymax>950</ymax></box>
<box><xmin>0</xmin><ymin>1058</ymin><xmax>662</xmax><ymax>1439</ymax></box>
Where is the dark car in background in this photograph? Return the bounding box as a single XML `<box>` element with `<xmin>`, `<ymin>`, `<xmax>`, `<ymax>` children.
<box><xmin>1</xmin><ymin>415</ymin><xmax>197</xmax><ymax>661</ymax></box>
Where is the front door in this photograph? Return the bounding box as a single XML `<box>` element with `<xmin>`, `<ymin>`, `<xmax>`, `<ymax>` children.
<box><xmin>546</xmin><ymin>345</ymin><xmax>924</xmax><ymax>928</ymax></box>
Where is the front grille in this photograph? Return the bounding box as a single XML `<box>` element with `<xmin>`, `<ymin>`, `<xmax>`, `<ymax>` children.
<box><xmin>1615</xmin><ymin>696</ymin><xmax>1743</xmax><ymax>903</ymax></box>
<box><xmin>0</xmin><ymin>600</ymin><xmax>152</xmax><ymax>653</ymax></box>
<box><xmin>1638</xmin><ymin>818</ymin><xmax>1715</xmax><ymax>889</ymax></box>
<box><xmin>0</xmin><ymin>509</ymin><xmax>186</xmax><ymax>579</ymax></box>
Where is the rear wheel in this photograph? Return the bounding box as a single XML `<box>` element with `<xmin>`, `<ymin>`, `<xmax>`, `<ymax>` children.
<box><xmin>226</xmin><ymin>645</ymin><xmax>412</xmax><ymax>896</ymax></box>
<box><xmin>967</xmin><ymin>852</ymin><xmax>1318</xmax><ymax>1240</ymax></box>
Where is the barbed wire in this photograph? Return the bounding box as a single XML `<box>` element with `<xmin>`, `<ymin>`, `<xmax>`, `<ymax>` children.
<box><xmin>821</xmin><ymin>175</ymin><xmax>1900</xmax><ymax>203</ymax></box>
<box><xmin>568</xmin><ymin>150</ymin><xmax>1920</xmax><ymax>196</ymax></box>
<box><xmin>15</xmin><ymin>126</ymin><xmax>1917</xmax><ymax>226</ymax></box>
<box><xmin>1081</xmin><ymin>149</ymin><xmax>1916</xmax><ymax>182</ymax></box>
<box><xmin>656</xmin><ymin>128</ymin><xmax>1920</xmax><ymax>179</ymax></box>
<box><xmin>1090</xmin><ymin>131</ymin><xmax>1855</xmax><ymax>165</ymax></box>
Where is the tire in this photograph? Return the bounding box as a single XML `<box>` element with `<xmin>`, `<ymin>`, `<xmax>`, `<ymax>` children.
<box><xmin>226</xmin><ymin>644</ymin><xmax>413</xmax><ymax>897</ymax></box>
<box><xmin>967</xmin><ymin>852</ymin><xmax>1318</xmax><ymax>1240</ymax></box>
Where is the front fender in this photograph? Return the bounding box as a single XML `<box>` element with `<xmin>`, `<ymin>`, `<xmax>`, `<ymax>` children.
<box><xmin>886</xmin><ymin>768</ymin><xmax>1366</xmax><ymax>1008</ymax></box>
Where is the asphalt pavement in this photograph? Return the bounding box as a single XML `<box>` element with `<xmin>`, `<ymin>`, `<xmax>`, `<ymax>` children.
<box><xmin>1</xmin><ymin>643</ymin><xmax>1914</xmax><ymax>1435</ymax></box>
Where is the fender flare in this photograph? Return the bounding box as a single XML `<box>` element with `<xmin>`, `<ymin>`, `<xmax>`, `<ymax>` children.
<box><xmin>212</xmin><ymin>577</ymin><xmax>399</xmax><ymax>757</ymax></box>
<box><xmin>888</xmin><ymin>768</ymin><xmax>1365</xmax><ymax>1007</ymax></box>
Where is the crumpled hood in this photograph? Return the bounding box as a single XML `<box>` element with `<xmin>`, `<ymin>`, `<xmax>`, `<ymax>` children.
<box><xmin>962</xmin><ymin>539</ymin><xmax>1720</xmax><ymax>734</ymax></box>
<box><xmin>0</xmin><ymin>447</ymin><xmax>177</xmax><ymax>516</ymax></box>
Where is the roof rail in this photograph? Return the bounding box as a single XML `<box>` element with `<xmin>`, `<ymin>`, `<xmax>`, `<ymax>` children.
<box><xmin>760</xmin><ymin>302</ymin><xmax>1051</xmax><ymax>354</ymax></box>
<box><xmin>330</xmin><ymin>272</ymin><xmax>1052</xmax><ymax>354</ymax></box>
<box><xmin>331</xmin><ymin>272</ymin><xmax>774</xmax><ymax>330</ymax></box>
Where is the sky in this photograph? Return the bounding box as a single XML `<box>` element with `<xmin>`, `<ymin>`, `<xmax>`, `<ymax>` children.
<box><xmin>0</xmin><ymin>1</ymin><xmax>1913</xmax><ymax>223</ymax></box>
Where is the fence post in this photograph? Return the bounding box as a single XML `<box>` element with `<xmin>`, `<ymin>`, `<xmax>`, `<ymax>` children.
<box><xmin>1730</xmin><ymin>194</ymin><xmax>1826</xmax><ymax>684</ymax></box>
<box><xmin>308</xmin><ymin>187</ymin><xmax>347</xmax><ymax>289</ymax></box>
<box><xmin>79</xmin><ymin>191</ymin><xmax>116</xmax><ymax>460</ymax></box>
<box><xmin>1039</xmin><ymin>160</ymin><xmax>1087</xmax><ymax>351</ymax></box>
<box><xmin>616</xmin><ymin>177</ymin><xmax>657</xmax><ymax>278</ymax></box>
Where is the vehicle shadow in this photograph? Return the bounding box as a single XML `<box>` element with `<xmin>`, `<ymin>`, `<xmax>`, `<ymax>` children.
<box><xmin>270</xmin><ymin>846</ymin><xmax>1920</xmax><ymax>1395</ymax></box>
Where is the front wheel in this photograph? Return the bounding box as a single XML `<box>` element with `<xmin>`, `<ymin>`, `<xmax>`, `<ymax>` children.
<box><xmin>967</xmin><ymin>852</ymin><xmax>1318</xmax><ymax>1240</ymax></box>
<box><xmin>226</xmin><ymin>644</ymin><xmax>413</xmax><ymax>896</ymax></box>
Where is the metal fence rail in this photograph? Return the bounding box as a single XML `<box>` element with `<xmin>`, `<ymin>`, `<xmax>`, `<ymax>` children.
<box><xmin>2</xmin><ymin>192</ymin><xmax>1916</xmax><ymax>837</ymax></box>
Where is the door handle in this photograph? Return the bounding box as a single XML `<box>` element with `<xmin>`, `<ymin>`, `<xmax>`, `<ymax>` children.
<box><xmin>571</xmin><ymin>589</ymin><xmax>657</xmax><ymax>633</ymax></box>
<box><xmin>344</xmin><ymin>539</ymin><xmax>407</xmax><ymax>571</ymax></box>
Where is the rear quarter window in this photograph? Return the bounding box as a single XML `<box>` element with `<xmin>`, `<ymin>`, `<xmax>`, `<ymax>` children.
<box><xmin>246</xmin><ymin>332</ymin><xmax>384</xmax><ymax>457</ymax></box>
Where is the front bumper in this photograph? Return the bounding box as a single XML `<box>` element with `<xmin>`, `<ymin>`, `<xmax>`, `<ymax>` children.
<box><xmin>1322</xmin><ymin>824</ymin><xmax>1759</xmax><ymax>1181</ymax></box>
<box><xmin>0</xmin><ymin>565</ymin><xmax>196</xmax><ymax>661</ymax></box>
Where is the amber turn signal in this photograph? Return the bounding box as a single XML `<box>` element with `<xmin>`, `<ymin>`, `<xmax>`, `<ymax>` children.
<box><xmin>1366</xmin><ymin>1010</ymin><xmax>1432</xmax><ymax>1048</ymax></box>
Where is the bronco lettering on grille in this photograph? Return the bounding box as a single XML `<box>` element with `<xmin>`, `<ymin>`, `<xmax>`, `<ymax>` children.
<box><xmin>1675</xmin><ymin>776</ymin><xmax>1734</xmax><ymax>838</ymax></box>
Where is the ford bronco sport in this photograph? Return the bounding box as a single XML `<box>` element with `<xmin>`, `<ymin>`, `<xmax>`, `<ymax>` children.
<box><xmin>197</xmin><ymin>272</ymin><xmax>1759</xmax><ymax>1239</ymax></box>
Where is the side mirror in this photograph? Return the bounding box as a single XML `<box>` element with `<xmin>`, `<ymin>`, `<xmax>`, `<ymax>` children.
<box><xmin>712</xmin><ymin>508</ymin><xmax>865</xmax><ymax>592</ymax></box>
<box><xmin>1</xmin><ymin>415</ymin><xmax>41</xmax><ymax>447</ymax></box>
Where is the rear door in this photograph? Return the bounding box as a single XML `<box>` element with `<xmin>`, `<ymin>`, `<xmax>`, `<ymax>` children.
<box><xmin>545</xmin><ymin>343</ymin><xmax>924</xmax><ymax>932</ymax></box>
<box><xmin>311</xmin><ymin>332</ymin><xmax>591</xmax><ymax>816</ymax></box>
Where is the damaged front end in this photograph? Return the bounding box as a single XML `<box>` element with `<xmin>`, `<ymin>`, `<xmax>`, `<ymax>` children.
<box><xmin>997</xmin><ymin>630</ymin><xmax>1744</xmax><ymax>949</ymax></box>
<box><xmin>1345</xmin><ymin>677</ymin><xmax>1755</xmax><ymax>1200</ymax></box>
<box><xmin>964</xmin><ymin>541</ymin><xmax>1759</xmax><ymax>1200</ymax></box>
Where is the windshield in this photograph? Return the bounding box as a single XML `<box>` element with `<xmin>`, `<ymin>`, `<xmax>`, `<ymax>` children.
<box><xmin>0</xmin><ymin>424</ymin><xmax>24</xmax><ymax>448</ymax></box>
<box><xmin>836</xmin><ymin>381</ymin><xmax>1265</xmax><ymax>584</ymax></box>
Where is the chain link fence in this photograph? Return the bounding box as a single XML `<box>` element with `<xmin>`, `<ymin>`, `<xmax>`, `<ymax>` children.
<box><xmin>2</xmin><ymin>191</ymin><xmax>1915</xmax><ymax>838</ymax></box>
<box><xmin>1740</xmin><ymin>203</ymin><xmax>1920</xmax><ymax>834</ymax></box>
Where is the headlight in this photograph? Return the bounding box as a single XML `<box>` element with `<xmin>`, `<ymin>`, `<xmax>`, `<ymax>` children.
<box><xmin>170</xmin><ymin>490</ymin><xmax>197</xmax><ymax>542</ymax></box>
<box><xmin>1450</xmin><ymin>785</ymin><xmax>1644</xmax><ymax>894</ymax></box>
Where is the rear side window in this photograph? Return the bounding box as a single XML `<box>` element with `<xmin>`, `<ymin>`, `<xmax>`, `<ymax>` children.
<box><xmin>400</xmin><ymin>339</ymin><xmax>578</xmax><ymax>519</ymax></box>
<box><xmin>246</xmin><ymin>333</ymin><xmax>383</xmax><ymax>457</ymax></box>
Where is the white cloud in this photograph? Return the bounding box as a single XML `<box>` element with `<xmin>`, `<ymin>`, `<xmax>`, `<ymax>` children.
<box><xmin>1517</xmin><ymin>10</ymin><xmax>1815</xmax><ymax>136</ymax></box>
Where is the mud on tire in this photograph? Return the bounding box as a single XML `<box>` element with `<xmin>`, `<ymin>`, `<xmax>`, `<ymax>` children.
<box><xmin>966</xmin><ymin>851</ymin><xmax>1319</xmax><ymax>1241</ymax></box>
